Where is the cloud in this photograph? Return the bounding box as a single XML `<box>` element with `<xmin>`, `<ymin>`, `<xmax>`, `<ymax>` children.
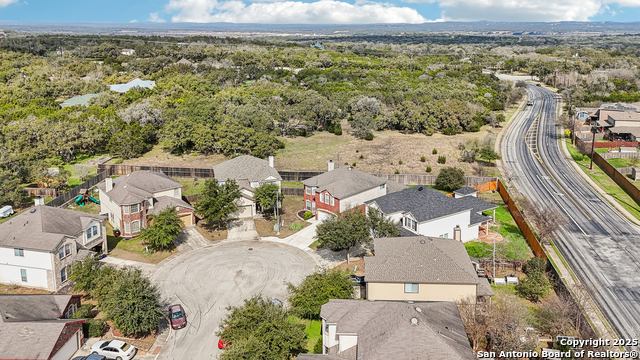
<box><xmin>148</xmin><ymin>12</ymin><xmax>167</xmax><ymax>22</ymax></box>
<box><xmin>405</xmin><ymin>0</ymin><xmax>640</xmax><ymax>21</ymax></box>
<box><xmin>130</xmin><ymin>19</ymin><xmax>139</xmax><ymax>23</ymax></box>
<box><xmin>0</xmin><ymin>0</ymin><xmax>19</xmax><ymax>7</ymax></box>
<box><xmin>165</xmin><ymin>0</ymin><xmax>427</xmax><ymax>24</ymax></box>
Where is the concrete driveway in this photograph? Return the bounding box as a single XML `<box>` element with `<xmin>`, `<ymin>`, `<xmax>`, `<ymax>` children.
<box><xmin>151</xmin><ymin>241</ymin><xmax>316</xmax><ymax>360</ymax></box>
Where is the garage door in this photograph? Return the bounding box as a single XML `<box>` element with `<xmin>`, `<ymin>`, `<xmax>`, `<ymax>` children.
<box><xmin>51</xmin><ymin>332</ymin><xmax>78</xmax><ymax>360</ymax></box>
<box><xmin>236</xmin><ymin>205</ymin><xmax>254</xmax><ymax>219</ymax></box>
<box><xmin>317</xmin><ymin>210</ymin><xmax>335</xmax><ymax>223</ymax></box>
<box><xmin>179</xmin><ymin>214</ymin><xmax>193</xmax><ymax>227</ymax></box>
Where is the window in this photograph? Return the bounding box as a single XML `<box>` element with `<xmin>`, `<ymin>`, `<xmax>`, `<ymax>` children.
<box><xmin>58</xmin><ymin>247</ymin><xmax>64</xmax><ymax>259</ymax></box>
<box><xmin>61</xmin><ymin>268</ymin><xmax>67</xmax><ymax>282</ymax></box>
<box><xmin>305</xmin><ymin>186</ymin><xmax>311</xmax><ymax>195</ymax></box>
<box><xmin>131</xmin><ymin>220</ymin><xmax>140</xmax><ymax>233</ymax></box>
<box><xmin>93</xmin><ymin>225</ymin><xmax>98</xmax><ymax>237</ymax></box>
<box><xmin>124</xmin><ymin>222</ymin><xmax>131</xmax><ymax>234</ymax></box>
<box><xmin>14</xmin><ymin>248</ymin><xmax>24</xmax><ymax>257</ymax></box>
<box><xmin>324</xmin><ymin>346</ymin><xmax>329</xmax><ymax>355</ymax></box>
<box><xmin>174</xmin><ymin>188</ymin><xmax>180</xmax><ymax>197</ymax></box>
<box><xmin>110</xmin><ymin>213</ymin><xmax>114</xmax><ymax>222</ymax></box>
<box><xmin>306</xmin><ymin>200</ymin><xmax>311</xmax><ymax>211</ymax></box>
<box><xmin>66</xmin><ymin>303</ymin><xmax>77</xmax><ymax>318</ymax></box>
<box><xmin>439</xmin><ymin>233</ymin><xmax>449</xmax><ymax>239</ymax></box>
<box><xmin>86</xmin><ymin>228</ymin><xmax>92</xmax><ymax>239</ymax></box>
<box><xmin>320</xmin><ymin>193</ymin><xmax>324</xmax><ymax>203</ymax></box>
<box><xmin>130</xmin><ymin>204</ymin><xmax>139</xmax><ymax>213</ymax></box>
<box><xmin>404</xmin><ymin>218</ymin><xmax>417</xmax><ymax>231</ymax></box>
<box><xmin>380</xmin><ymin>184</ymin><xmax>385</xmax><ymax>189</ymax></box>
<box><xmin>64</xmin><ymin>244</ymin><xmax>70</xmax><ymax>256</ymax></box>
<box><xmin>20</xmin><ymin>269</ymin><xmax>27</xmax><ymax>282</ymax></box>
<box><xmin>123</xmin><ymin>206</ymin><xmax>129</xmax><ymax>215</ymax></box>
<box><xmin>404</xmin><ymin>283</ymin><xmax>418</xmax><ymax>293</ymax></box>
<box><xmin>251</xmin><ymin>181</ymin><xmax>259</xmax><ymax>188</ymax></box>
<box><xmin>311</xmin><ymin>187</ymin><xmax>316</xmax><ymax>195</ymax></box>
<box><xmin>324</xmin><ymin>322</ymin><xmax>329</xmax><ymax>333</ymax></box>
<box><xmin>330</xmin><ymin>196</ymin><xmax>335</xmax><ymax>206</ymax></box>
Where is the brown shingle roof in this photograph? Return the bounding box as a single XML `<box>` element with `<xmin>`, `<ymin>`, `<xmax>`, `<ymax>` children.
<box><xmin>97</xmin><ymin>171</ymin><xmax>182</xmax><ymax>206</ymax></box>
<box><xmin>320</xmin><ymin>299</ymin><xmax>475</xmax><ymax>360</ymax></box>
<box><xmin>302</xmin><ymin>167</ymin><xmax>387</xmax><ymax>199</ymax></box>
<box><xmin>0</xmin><ymin>206</ymin><xmax>104</xmax><ymax>252</ymax></box>
<box><xmin>365</xmin><ymin>237</ymin><xmax>479</xmax><ymax>285</ymax></box>
<box><xmin>212</xmin><ymin>155</ymin><xmax>282</xmax><ymax>183</ymax></box>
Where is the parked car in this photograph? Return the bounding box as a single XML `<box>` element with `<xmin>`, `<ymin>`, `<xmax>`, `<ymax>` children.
<box><xmin>536</xmin><ymin>83</ymin><xmax>541</xmax><ymax>87</ymax></box>
<box><xmin>0</xmin><ymin>205</ymin><xmax>13</xmax><ymax>218</ymax></box>
<box><xmin>169</xmin><ymin>304</ymin><xmax>187</xmax><ymax>330</ymax></box>
<box><xmin>72</xmin><ymin>355</ymin><xmax>107</xmax><ymax>360</ymax></box>
<box><xmin>91</xmin><ymin>340</ymin><xmax>137</xmax><ymax>360</ymax></box>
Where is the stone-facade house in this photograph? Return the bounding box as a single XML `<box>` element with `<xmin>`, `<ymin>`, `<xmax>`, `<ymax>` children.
<box><xmin>0</xmin><ymin>203</ymin><xmax>107</xmax><ymax>291</ymax></box>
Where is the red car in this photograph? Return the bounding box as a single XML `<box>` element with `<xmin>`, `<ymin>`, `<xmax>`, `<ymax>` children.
<box><xmin>169</xmin><ymin>304</ymin><xmax>187</xmax><ymax>330</ymax></box>
<box><xmin>217</xmin><ymin>338</ymin><xmax>229</xmax><ymax>349</ymax></box>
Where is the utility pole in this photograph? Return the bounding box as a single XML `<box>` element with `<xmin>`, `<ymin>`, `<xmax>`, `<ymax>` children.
<box><xmin>275</xmin><ymin>191</ymin><xmax>280</xmax><ymax>235</ymax></box>
<box><xmin>590</xmin><ymin>123</ymin><xmax>596</xmax><ymax>170</ymax></box>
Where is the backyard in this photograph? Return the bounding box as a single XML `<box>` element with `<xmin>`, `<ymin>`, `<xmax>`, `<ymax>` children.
<box><xmin>106</xmin><ymin>223</ymin><xmax>178</xmax><ymax>264</ymax></box>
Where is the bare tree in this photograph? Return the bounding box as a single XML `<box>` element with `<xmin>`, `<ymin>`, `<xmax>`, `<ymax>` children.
<box><xmin>526</xmin><ymin>205</ymin><xmax>569</xmax><ymax>245</ymax></box>
<box><xmin>73</xmin><ymin>164</ymin><xmax>93</xmax><ymax>182</ymax></box>
<box><xmin>457</xmin><ymin>296</ymin><xmax>491</xmax><ymax>353</ymax></box>
<box><xmin>533</xmin><ymin>292</ymin><xmax>580</xmax><ymax>340</ymax></box>
<box><xmin>486</xmin><ymin>294</ymin><xmax>537</xmax><ymax>354</ymax></box>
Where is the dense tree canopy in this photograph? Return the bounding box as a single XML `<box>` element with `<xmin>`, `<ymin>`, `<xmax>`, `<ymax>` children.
<box><xmin>139</xmin><ymin>207</ymin><xmax>183</xmax><ymax>250</ymax></box>
<box><xmin>194</xmin><ymin>179</ymin><xmax>241</xmax><ymax>229</ymax></box>
<box><xmin>287</xmin><ymin>270</ymin><xmax>354</xmax><ymax>319</ymax></box>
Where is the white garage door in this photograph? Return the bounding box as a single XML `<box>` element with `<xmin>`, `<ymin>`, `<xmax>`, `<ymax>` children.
<box><xmin>236</xmin><ymin>205</ymin><xmax>254</xmax><ymax>219</ymax></box>
<box><xmin>317</xmin><ymin>210</ymin><xmax>335</xmax><ymax>223</ymax></box>
<box><xmin>51</xmin><ymin>332</ymin><xmax>78</xmax><ymax>360</ymax></box>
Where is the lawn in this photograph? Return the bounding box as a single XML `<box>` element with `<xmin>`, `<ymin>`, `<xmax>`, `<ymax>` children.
<box><xmin>0</xmin><ymin>284</ymin><xmax>52</xmax><ymax>294</ymax></box>
<box><xmin>282</xmin><ymin>181</ymin><xmax>304</xmax><ymax>189</ymax></box>
<box><xmin>607</xmin><ymin>157</ymin><xmax>639</xmax><ymax>168</ymax></box>
<box><xmin>106</xmin><ymin>223</ymin><xmax>177</xmax><ymax>264</ymax></box>
<box><xmin>289</xmin><ymin>317</ymin><xmax>322</xmax><ymax>354</ymax></box>
<box><xmin>565</xmin><ymin>139</ymin><xmax>640</xmax><ymax>222</ymax></box>
<box><xmin>65</xmin><ymin>193</ymin><xmax>101</xmax><ymax>214</ymax></box>
<box><xmin>172</xmin><ymin>177</ymin><xmax>207</xmax><ymax>195</ymax></box>
<box><xmin>255</xmin><ymin>196</ymin><xmax>309</xmax><ymax>238</ymax></box>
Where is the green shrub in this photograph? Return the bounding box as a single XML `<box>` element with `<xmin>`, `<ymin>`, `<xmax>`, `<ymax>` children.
<box><xmin>437</xmin><ymin>155</ymin><xmax>446</xmax><ymax>164</ymax></box>
<box><xmin>72</xmin><ymin>304</ymin><xmax>96</xmax><ymax>319</ymax></box>
<box><xmin>83</xmin><ymin>318</ymin><xmax>105</xmax><ymax>338</ymax></box>
<box><xmin>113</xmin><ymin>158</ymin><xmax>123</xmax><ymax>164</ymax></box>
<box><xmin>355</xmin><ymin>149</ymin><xmax>359</xmax><ymax>153</ymax></box>
<box><xmin>420</xmin><ymin>156</ymin><xmax>426</xmax><ymax>162</ymax></box>
<box><xmin>394</xmin><ymin>169</ymin><xmax>400</xmax><ymax>174</ymax></box>
<box><xmin>313</xmin><ymin>338</ymin><xmax>323</xmax><ymax>354</ymax></box>
<box><xmin>426</xmin><ymin>166</ymin><xmax>432</xmax><ymax>173</ymax></box>
<box><xmin>398</xmin><ymin>160</ymin><xmax>403</xmax><ymax>165</ymax></box>
<box><xmin>352</xmin><ymin>162</ymin><xmax>356</xmax><ymax>167</ymax></box>
<box><xmin>344</xmin><ymin>162</ymin><xmax>349</xmax><ymax>165</ymax></box>
<box><xmin>432</xmin><ymin>148</ymin><xmax>438</xmax><ymax>155</ymax></box>
<box><xmin>303</xmin><ymin>212</ymin><xmax>313</xmax><ymax>220</ymax></box>
<box><xmin>359</xmin><ymin>154</ymin><xmax>364</xmax><ymax>159</ymax></box>
<box><xmin>334</xmin><ymin>127</ymin><xmax>342</xmax><ymax>135</ymax></box>
<box><xmin>364</xmin><ymin>133</ymin><xmax>374</xmax><ymax>141</ymax></box>
<box><xmin>289</xmin><ymin>222</ymin><xmax>303</xmax><ymax>231</ymax></box>
<box><xmin>442</xmin><ymin>127</ymin><xmax>457</xmax><ymax>135</ymax></box>
<box><xmin>435</xmin><ymin>167</ymin><xmax>465</xmax><ymax>191</ymax></box>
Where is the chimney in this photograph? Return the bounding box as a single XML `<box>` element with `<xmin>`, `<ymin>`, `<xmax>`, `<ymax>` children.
<box><xmin>328</xmin><ymin>159</ymin><xmax>335</xmax><ymax>172</ymax></box>
<box><xmin>34</xmin><ymin>197</ymin><xmax>45</xmax><ymax>206</ymax></box>
<box><xmin>268</xmin><ymin>155</ymin><xmax>274</xmax><ymax>168</ymax></box>
<box><xmin>105</xmin><ymin>177</ymin><xmax>113</xmax><ymax>192</ymax></box>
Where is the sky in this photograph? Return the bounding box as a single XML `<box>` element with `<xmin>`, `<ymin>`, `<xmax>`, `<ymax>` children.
<box><xmin>1</xmin><ymin>0</ymin><xmax>640</xmax><ymax>24</ymax></box>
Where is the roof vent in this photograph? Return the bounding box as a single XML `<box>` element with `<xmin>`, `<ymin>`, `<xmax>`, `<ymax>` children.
<box><xmin>124</xmin><ymin>185</ymin><xmax>128</xmax><ymax>189</ymax></box>
<box><xmin>420</xmin><ymin>239</ymin><xmax>426</xmax><ymax>244</ymax></box>
<box><xmin>418</xmin><ymin>186</ymin><xmax>423</xmax><ymax>191</ymax></box>
<box><xmin>415</xmin><ymin>307</ymin><xmax>422</xmax><ymax>313</ymax></box>
<box><xmin>410</xmin><ymin>318</ymin><xmax>419</xmax><ymax>326</ymax></box>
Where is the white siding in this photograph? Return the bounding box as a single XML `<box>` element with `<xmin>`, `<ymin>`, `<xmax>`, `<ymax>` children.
<box><xmin>98</xmin><ymin>189</ymin><xmax>122</xmax><ymax>228</ymax></box>
<box><xmin>0</xmin><ymin>247</ymin><xmax>53</xmax><ymax>289</ymax></box>
<box><xmin>325</xmin><ymin>322</ymin><xmax>338</xmax><ymax>348</ymax></box>
<box><xmin>154</xmin><ymin>188</ymin><xmax>181</xmax><ymax>199</ymax></box>
<box><xmin>338</xmin><ymin>335</ymin><xmax>358</xmax><ymax>352</ymax></box>
<box><xmin>416</xmin><ymin>210</ymin><xmax>478</xmax><ymax>242</ymax></box>
<box><xmin>340</xmin><ymin>186</ymin><xmax>387</xmax><ymax>212</ymax></box>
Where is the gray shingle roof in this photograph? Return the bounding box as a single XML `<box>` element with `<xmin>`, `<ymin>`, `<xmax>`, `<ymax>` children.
<box><xmin>0</xmin><ymin>206</ymin><xmax>104</xmax><ymax>252</ymax></box>
<box><xmin>97</xmin><ymin>171</ymin><xmax>182</xmax><ymax>206</ymax></box>
<box><xmin>477</xmin><ymin>277</ymin><xmax>494</xmax><ymax>297</ymax></box>
<box><xmin>320</xmin><ymin>299</ymin><xmax>475</xmax><ymax>360</ymax></box>
<box><xmin>212</xmin><ymin>155</ymin><xmax>282</xmax><ymax>183</ymax></box>
<box><xmin>455</xmin><ymin>196</ymin><xmax>497</xmax><ymax>214</ymax></box>
<box><xmin>470</xmin><ymin>213</ymin><xmax>493</xmax><ymax>226</ymax></box>
<box><xmin>365</xmin><ymin>237</ymin><xmax>479</xmax><ymax>285</ymax></box>
<box><xmin>302</xmin><ymin>167</ymin><xmax>387</xmax><ymax>199</ymax></box>
<box><xmin>148</xmin><ymin>196</ymin><xmax>193</xmax><ymax>216</ymax></box>
<box><xmin>453</xmin><ymin>187</ymin><xmax>478</xmax><ymax>195</ymax></box>
<box><xmin>0</xmin><ymin>294</ymin><xmax>82</xmax><ymax>360</ymax></box>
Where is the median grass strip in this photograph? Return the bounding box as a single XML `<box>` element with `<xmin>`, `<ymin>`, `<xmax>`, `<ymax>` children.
<box><xmin>565</xmin><ymin>139</ymin><xmax>640</xmax><ymax>222</ymax></box>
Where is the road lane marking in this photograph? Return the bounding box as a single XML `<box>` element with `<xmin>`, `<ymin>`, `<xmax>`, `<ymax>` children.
<box><xmin>537</xmin><ymin>175</ymin><xmax>588</xmax><ymax>236</ymax></box>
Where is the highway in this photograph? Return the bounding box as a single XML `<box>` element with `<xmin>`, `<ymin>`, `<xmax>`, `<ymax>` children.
<box><xmin>501</xmin><ymin>84</ymin><xmax>640</xmax><ymax>345</ymax></box>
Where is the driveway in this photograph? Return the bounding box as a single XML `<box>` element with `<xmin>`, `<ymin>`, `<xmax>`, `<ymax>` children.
<box><xmin>151</xmin><ymin>241</ymin><xmax>316</xmax><ymax>360</ymax></box>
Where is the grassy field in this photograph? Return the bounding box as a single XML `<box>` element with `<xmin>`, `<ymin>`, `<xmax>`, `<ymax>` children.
<box><xmin>106</xmin><ymin>223</ymin><xmax>177</xmax><ymax>264</ymax></box>
<box><xmin>118</xmin><ymin>121</ymin><xmax>501</xmax><ymax>176</ymax></box>
<box><xmin>173</xmin><ymin>177</ymin><xmax>207</xmax><ymax>195</ymax></box>
<box><xmin>565</xmin><ymin>139</ymin><xmax>640</xmax><ymax>221</ymax></box>
<box><xmin>282</xmin><ymin>181</ymin><xmax>304</xmax><ymax>188</ymax></box>
<box><xmin>289</xmin><ymin>317</ymin><xmax>322</xmax><ymax>354</ymax></box>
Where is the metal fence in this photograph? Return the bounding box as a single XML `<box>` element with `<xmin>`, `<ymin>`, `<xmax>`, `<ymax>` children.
<box><xmin>24</xmin><ymin>187</ymin><xmax>58</xmax><ymax>198</ymax></box>
<box><xmin>98</xmin><ymin>164</ymin><xmax>215</xmax><ymax>178</ymax></box>
<box><xmin>46</xmin><ymin>171</ymin><xmax>110</xmax><ymax>208</ymax></box>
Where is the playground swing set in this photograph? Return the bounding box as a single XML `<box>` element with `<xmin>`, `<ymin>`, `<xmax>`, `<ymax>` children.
<box><xmin>74</xmin><ymin>188</ymin><xmax>100</xmax><ymax>207</ymax></box>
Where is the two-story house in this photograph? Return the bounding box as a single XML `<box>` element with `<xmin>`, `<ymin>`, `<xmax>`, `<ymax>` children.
<box><xmin>296</xmin><ymin>299</ymin><xmax>475</xmax><ymax>360</ymax></box>
<box><xmin>97</xmin><ymin>170</ymin><xmax>195</xmax><ymax>238</ymax></box>
<box><xmin>0</xmin><ymin>294</ymin><xmax>86</xmax><ymax>360</ymax></box>
<box><xmin>302</xmin><ymin>161</ymin><xmax>406</xmax><ymax>221</ymax></box>
<box><xmin>212</xmin><ymin>155</ymin><xmax>282</xmax><ymax>218</ymax></box>
<box><xmin>365</xmin><ymin>185</ymin><xmax>496</xmax><ymax>242</ymax></box>
<box><xmin>0</xmin><ymin>202</ymin><xmax>107</xmax><ymax>291</ymax></box>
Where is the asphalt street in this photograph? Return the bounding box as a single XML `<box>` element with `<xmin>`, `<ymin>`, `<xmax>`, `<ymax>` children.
<box><xmin>502</xmin><ymin>85</ymin><xmax>640</xmax><ymax>345</ymax></box>
<box><xmin>151</xmin><ymin>241</ymin><xmax>316</xmax><ymax>360</ymax></box>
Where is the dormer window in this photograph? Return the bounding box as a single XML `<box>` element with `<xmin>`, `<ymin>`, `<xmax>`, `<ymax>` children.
<box><xmin>404</xmin><ymin>217</ymin><xmax>417</xmax><ymax>231</ymax></box>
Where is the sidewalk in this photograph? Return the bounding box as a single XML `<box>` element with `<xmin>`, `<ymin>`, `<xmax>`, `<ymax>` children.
<box><xmin>261</xmin><ymin>218</ymin><xmax>319</xmax><ymax>250</ymax></box>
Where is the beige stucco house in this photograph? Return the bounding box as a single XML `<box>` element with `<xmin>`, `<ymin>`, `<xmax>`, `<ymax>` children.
<box><xmin>365</xmin><ymin>236</ymin><xmax>493</xmax><ymax>303</ymax></box>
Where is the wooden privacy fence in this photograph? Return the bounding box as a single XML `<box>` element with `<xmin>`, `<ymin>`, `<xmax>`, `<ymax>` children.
<box><xmin>282</xmin><ymin>188</ymin><xmax>304</xmax><ymax>196</ymax></box>
<box><xmin>46</xmin><ymin>171</ymin><xmax>110</xmax><ymax>208</ymax></box>
<box><xmin>24</xmin><ymin>187</ymin><xmax>58</xmax><ymax>198</ymax></box>
<box><xmin>278</xmin><ymin>170</ymin><xmax>324</xmax><ymax>181</ymax></box>
<box><xmin>496</xmin><ymin>179</ymin><xmax>547</xmax><ymax>259</ymax></box>
<box><xmin>98</xmin><ymin>164</ymin><xmax>215</xmax><ymax>178</ymax></box>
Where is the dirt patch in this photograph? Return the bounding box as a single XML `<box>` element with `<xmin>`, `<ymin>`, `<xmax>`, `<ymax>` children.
<box><xmin>0</xmin><ymin>284</ymin><xmax>52</xmax><ymax>294</ymax></box>
<box><xmin>333</xmin><ymin>258</ymin><xmax>365</xmax><ymax>276</ymax></box>
<box><xmin>195</xmin><ymin>222</ymin><xmax>227</xmax><ymax>241</ymax></box>
<box><xmin>254</xmin><ymin>196</ymin><xmax>309</xmax><ymax>238</ymax></box>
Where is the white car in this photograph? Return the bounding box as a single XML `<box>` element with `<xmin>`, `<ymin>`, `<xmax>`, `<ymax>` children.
<box><xmin>90</xmin><ymin>340</ymin><xmax>136</xmax><ymax>360</ymax></box>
